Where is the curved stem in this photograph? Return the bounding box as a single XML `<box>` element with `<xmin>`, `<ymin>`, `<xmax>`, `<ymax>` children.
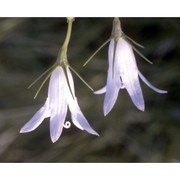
<box><xmin>58</xmin><ymin>17</ymin><xmax>75</xmax><ymax>64</ymax></box>
<box><xmin>62</xmin><ymin>17</ymin><xmax>74</xmax><ymax>49</ymax></box>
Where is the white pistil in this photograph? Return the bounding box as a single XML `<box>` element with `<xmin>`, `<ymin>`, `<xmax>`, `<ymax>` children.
<box><xmin>63</xmin><ymin>121</ymin><xmax>71</xmax><ymax>129</ymax></box>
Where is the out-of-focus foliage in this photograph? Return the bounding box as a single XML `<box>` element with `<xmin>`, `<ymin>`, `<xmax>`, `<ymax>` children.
<box><xmin>0</xmin><ymin>18</ymin><xmax>179</xmax><ymax>162</ymax></box>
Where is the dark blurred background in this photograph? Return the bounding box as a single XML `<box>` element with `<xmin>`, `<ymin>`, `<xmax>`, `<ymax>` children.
<box><xmin>0</xmin><ymin>18</ymin><xmax>179</xmax><ymax>162</ymax></box>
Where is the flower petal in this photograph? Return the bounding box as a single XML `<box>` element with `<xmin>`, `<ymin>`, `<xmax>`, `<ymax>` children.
<box><xmin>138</xmin><ymin>71</ymin><xmax>168</xmax><ymax>94</ymax></box>
<box><xmin>103</xmin><ymin>73</ymin><xmax>121</xmax><ymax>116</ymax></box>
<box><xmin>20</xmin><ymin>98</ymin><xmax>50</xmax><ymax>133</ymax></box>
<box><xmin>70</xmin><ymin>98</ymin><xmax>99</xmax><ymax>136</ymax></box>
<box><xmin>48</xmin><ymin>67</ymin><xmax>68</xmax><ymax>143</ymax></box>
<box><xmin>66</xmin><ymin>67</ymin><xmax>99</xmax><ymax>136</ymax></box>
<box><xmin>50</xmin><ymin>108</ymin><xmax>67</xmax><ymax>143</ymax></box>
<box><xmin>103</xmin><ymin>40</ymin><xmax>122</xmax><ymax>115</ymax></box>
<box><xmin>94</xmin><ymin>86</ymin><xmax>106</xmax><ymax>94</ymax></box>
<box><xmin>116</xmin><ymin>38</ymin><xmax>145</xmax><ymax>111</ymax></box>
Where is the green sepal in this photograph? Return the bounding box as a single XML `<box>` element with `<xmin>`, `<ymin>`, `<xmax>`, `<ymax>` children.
<box><xmin>28</xmin><ymin>65</ymin><xmax>55</xmax><ymax>89</ymax></box>
<box><xmin>69</xmin><ymin>65</ymin><xmax>94</xmax><ymax>92</ymax></box>
<box><xmin>112</xmin><ymin>39</ymin><xmax>118</xmax><ymax>79</ymax></box>
<box><xmin>125</xmin><ymin>38</ymin><xmax>153</xmax><ymax>64</ymax></box>
<box><xmin>33</xmin><ymin>66</ymin><xmax>56</xmax><ymax>99</ymax></box>
<box><xmin>83</xmin><ymin>38</ymin><xmax>111</xmax><ymax>67</ymax></box>
<box><xmin>63</xmin><ymin>65</ymin><xmax>75</xmax><ymax>100</ymax></box>
<box><xmin>124</xmin><ymin>34</ymin><xmax>144</xmax><ymax>49</ymax></box>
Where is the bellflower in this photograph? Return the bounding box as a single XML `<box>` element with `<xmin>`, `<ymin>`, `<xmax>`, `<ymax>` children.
<box><xmin>84</xmin><ymin>18</ymin><xmax>167</xmax><ymax>116</ymax></box>
<box><xmin>95</xmin><ymin>38</ymin><xmax>167</xmax><ymax>115</ymax></box>
<box><xmin>20</xmin><ymin>66</ymin><xmax>98</xmax><ymax>143</ymax></box>
<box><xmin>20</xmin><ymin>18</ymin><xmax>98</xmax><ymax>143</ymax></box>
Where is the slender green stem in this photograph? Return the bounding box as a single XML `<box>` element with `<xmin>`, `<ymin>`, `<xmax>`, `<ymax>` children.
<box><xmin>62</xmin><ymin>17</ymin><xmax>74</xmax><ymax>49</ymax></box>
<box><xmin>58</xmin><ymin>17</ymin><xmax>74</xmax><ymax>65</ymax></box>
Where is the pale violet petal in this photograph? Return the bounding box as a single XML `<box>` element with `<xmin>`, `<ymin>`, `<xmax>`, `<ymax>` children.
<box><xmin>73</xmin><ymin>113</ymin><xmax>99</xmax><ymax>136</ymax></box>
<box><xmin>48</xmin><ymin>67</ymin><xmax>68</xmax><ymax>143</ymax></box>
<box><xmin>116</xmin><ymin>39</ymin><xmax>145</xmax><ymax>111</ymax></box>
<box><xmin>108</xmin><ymin>39</ymin><xmax>114</xmax><ymax>69</ymax></box>
<box><xmin>70</xmin><ymin>99</ymin><xmax>99</xmax><ymax>136</ymax></box>
<box><xmin>66</xmin><ymin>68</ymin><xmax>84</xmax><ymax>130</ymax></box>
<box><xmin>67</xmin><ymin>92</ymin><xmax>99</xmax><ymax>135</ymax></box>
<box><xmin>20</xmin><ymin>98</ymin><xmax>50</xmax><ymax>133</ymax></box>
<box><xmin>109</xmin><ymin>39</ymin><xmax>121</xmax><ymax>76</ymax></box>
<box><xmin>69</xmin><ymin>97</ymin><xmax>99</xmax><ymax>136</ymax></box>
<box><xmin>50</xmin><ymin>106</ymin><xmax>67</xmax><ymax>143</ymax></box>
<box><xmin>66</xmin><ymin>66</ymin><xmax>75</xmax><ymax>96</ymax></box>
<box><xmin>103</xmin><ymin>39</ymin><xmax>123</xmax><ymax>115</ymax></box>
<box><xmin>66</xmin><ymin>66</ymin><xmax>99</xmax><ymax>136</ymax></box>
<box><xmin>125</xmin><ymin>77</ymin><xmax>145</xmax><ymax>111</ymax></box>
<box><xmin>71</xmin><ymin>114</ymin><xmax>84</xmax><ymax>130</ymax></box>
<box><xmin>104</xmin><ymin>72</ymin><xmax>121</xmax><ymax>116</ymax></box>
<box><xmin>139</xmin><ymin>71</ymin><xmax>168</xmax><ymax>94</ymax></box>
<box><xmin>94</xmin><ymin>86</ymin><xmax>106</xmax><ymax>94</ymax></box>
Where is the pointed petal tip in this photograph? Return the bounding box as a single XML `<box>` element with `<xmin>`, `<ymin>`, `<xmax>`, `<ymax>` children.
<box><xmin>138</xmin><ymin>106</ymin><xmax>145</xmax><ymax>112</ymax></box>
<box><xmin>50</xmin><ymin>136</ymin><xmax>59</xmax><ymax>143</ymax></box>
<box><xmin>103</xmin><ymin>104</ymin><xmax>112</xmax><ymax>116</ymax></box>
<box><xmin>139</xmin><ymin>71</ymin><xmax>168</xmax><ymax>94</ymax></box>
<box><xmin>84</xmin><ymin>127</ymin><xmax>99</xmax><ymax>137</ymax></box>
<box><xmin>94</xmin><ymin>86</ymin><xmax>106</xmax><ymax>94</ymax></box>
<box><xmin>159</xmin><ymin>90</ymin><xmax>168</xmax><ymax>94</ymax></box>
<box><xmin>19</xmin><ymin>129</ymin><xmax>25</xmax><ymax>133</ymax></box>
<box><xmin>103</xmin><ymin>110</ymin><xmax>109</xmax><ymax>116</ymax></box>
<box><xmin>91</xmin><ymin>131</ymin><xmax>99</xmax><ymax>136</ymax></box>
<box><xmin>19</xmin><ymin>127</ymin><xmax>31</xmax><ymax>133</ymax></box>
<box><xmin>51</xmin><ymin>139</ymin><xmax>57</xmax><ymax>143</ymax></box>
<box><xmin>152</xmin><ymin>88</ymin><xmax>168</xmax><ymax>94</ymax></box>
<box><xmin>135</xmin><ymin>103</ymin><xmax>145</xmax><ymax>112</ymax></box>
<box><xmin>50</xmin><ymin>125</ymin><xmax>63</xmax><ymax>144</ymax></box>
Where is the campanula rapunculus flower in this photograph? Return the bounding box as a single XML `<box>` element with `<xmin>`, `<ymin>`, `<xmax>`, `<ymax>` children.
<box><xmin>20</xmin><ymin>18</ymin><xmax>99</xmax><ymax>143</ymax></box>
<box><xmin>84</xmin><ymin>18</ymin><xmax>167</xmax><ymax>116</ymax></box>
<box><xmin>20</xmin><ymin>66</ymin><xmax>99</xmax><ymax>143</ymax></box>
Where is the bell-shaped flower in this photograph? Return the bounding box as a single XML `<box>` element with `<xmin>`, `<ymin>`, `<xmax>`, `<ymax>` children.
<box><xmin>95</xmin><ymin>38</ymin><xmax>167</xmax><ymax>115</ymax></box>
<box><xmin>20</xmin><ymin>66</ymin><xmax>99</xmax><ymax>143</ymax></box>
<box><xmin>84</xmin><ymin>18</ymin><xmax>167</xmax><ymax>116</ymax></box>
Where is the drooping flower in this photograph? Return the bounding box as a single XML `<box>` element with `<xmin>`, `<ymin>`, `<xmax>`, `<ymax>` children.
<box><xmin>20</xmin><ymin>66</ymin><xmax>99</xmax><ymax>143</ymax></box>
<box><xmin>20</xmin><ymin>18</ymin><xmax>99</xmax><ymax>143</ymax></box>
<box><xmin>95</xmin><ymin>38</ymin><xmax>167</xmax><ymax>115</ymax></box>
<box><xmin>84</xmin><ymin>18</ymin><xmax>167</xmax><ymax>116</ymax></box>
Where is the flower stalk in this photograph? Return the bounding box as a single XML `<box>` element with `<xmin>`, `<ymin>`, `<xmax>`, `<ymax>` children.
<box><xmin>59</xmin><ymin>17</ymin><xmax>74</xmax><ymax>65</ymax></box>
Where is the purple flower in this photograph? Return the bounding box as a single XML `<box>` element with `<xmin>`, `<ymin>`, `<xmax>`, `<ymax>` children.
<box><xmin>95</xmin><ymin>38</ymin><xmax>167</xmax><ymax>116</ymax></box>
<box><xmin>20</xmin><ymin>66</ymin><xmax>99</xmax><ymax>143</ymax></box>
